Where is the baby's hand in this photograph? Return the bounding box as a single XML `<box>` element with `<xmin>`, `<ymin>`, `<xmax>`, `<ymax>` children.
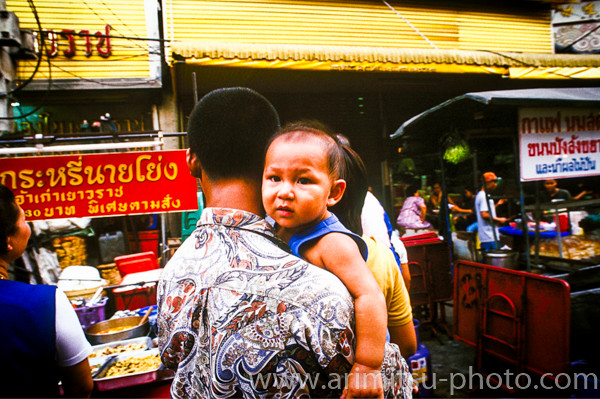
<box><xmin>340</xmin><ymin>363</ymin><xmax>383</xmax><ymax>399</ymax></box>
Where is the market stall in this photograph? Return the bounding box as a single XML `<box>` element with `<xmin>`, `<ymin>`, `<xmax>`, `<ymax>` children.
<box><xmin>390</xmin><ymin>87</ymin><xmax>600</xmax><ymax>396</ymax></box>
<box><xmin>391</xmin><ymin>87</ymin><xmax>600</xmax><ymax>272</ymax></box>
<box><xmin>0</xmin><ymin>136</ymin><xmax>199</xmax><ymax>396</ymax></box>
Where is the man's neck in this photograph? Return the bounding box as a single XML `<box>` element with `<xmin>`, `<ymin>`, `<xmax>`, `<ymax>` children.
<box><xmin>202</xmin><ymin>178</ymin><xmax>265</xmax><ymax>217</ymax></box>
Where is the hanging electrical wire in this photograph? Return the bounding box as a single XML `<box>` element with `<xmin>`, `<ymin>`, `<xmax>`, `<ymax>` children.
<box><xmin>560</xmin><ymin>24</ymin><xmax>600</xmax><ymax>52</ymax></box>
<box><xmin>81</xmin><ymin>0</ymin><xmax>151</xmax><ymax>54</ymax></box>
<box><xmin>1</xmin><ymin>0</ymin><xmax>44</xmax><ymax>98</ymax></box>
<box><xmin>0</xmin><ymin>0</ymin><xmax>53</xmax><ymax>121</ymax></box>
<box><xmin>30</xmin><ymin>29</ymin><xmax>169</xmax><ymax>44</ymax></box>
<box><xmin>382</xmin><ymin>0</ymin><xmax>439</xmax><ymax>50</ymax></box>
<box><xmin>484</xmin><ymin>50</ymin><xmax>579</xmax><ymax>79</ymax></box>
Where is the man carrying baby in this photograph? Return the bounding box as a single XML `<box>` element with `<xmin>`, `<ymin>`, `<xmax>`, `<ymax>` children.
<box><xmin>157</xmin><ymin>87</ymin><xmax>412</xmax><ymax>399</ymax></box>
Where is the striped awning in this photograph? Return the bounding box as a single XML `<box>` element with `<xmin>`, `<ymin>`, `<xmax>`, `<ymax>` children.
<box><xmin>171</xmin><ymin>41</ymin><xmax>600</xmax><ymax>79</ymax></box>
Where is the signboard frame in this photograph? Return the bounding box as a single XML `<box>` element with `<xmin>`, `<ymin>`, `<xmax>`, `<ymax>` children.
<box><xmin>518</xmin><ymin>107</ymin><xmax>600</xmax><ymax>182</ymax></box>
<box><xmin>0</xmin><ymin>149</ymin><xmax>198</xmax><ymax>221</ymax></box>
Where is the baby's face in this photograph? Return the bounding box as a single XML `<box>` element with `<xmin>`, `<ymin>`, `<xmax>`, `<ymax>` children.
<box><xmin>262</xmin><ymin>135</ymin><xmax>334</xmax><ymax>238</ymax></box>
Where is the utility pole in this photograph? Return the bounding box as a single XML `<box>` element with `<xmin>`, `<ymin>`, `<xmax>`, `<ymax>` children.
<box><xmin>0</xmin><ymin>0</ymin><xmax>19</xmax><ymax>133</ymax></box>
<box><xmin>0</xmin><ymin>0</ymin><xmax>34</xmax><ymax>134</ymax></box>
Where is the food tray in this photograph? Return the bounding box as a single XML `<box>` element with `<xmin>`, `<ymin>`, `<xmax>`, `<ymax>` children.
<box><xmin>89</xmin><ymin>356</ymin><xmax>109</xmax><ymax>378</ymax></box>
<box><xmin>89</xmin><ymin>336</ymin><xmax>153</xmax><ymax>362</ymax></box>
<box><xmin>93</xmin><ymin>348</ymin><xmax>161</xmax><ymax>391</ymax></box>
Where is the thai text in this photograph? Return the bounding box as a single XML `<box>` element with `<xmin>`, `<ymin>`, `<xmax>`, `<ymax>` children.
<box><xmin>527</xmin><ymin>135</ymin><xmax>600</xmax><ymax>157</ymax></box>
<box><xmin>0</xmin><ymin>154</ymin><xmax>179</xmax><ymax>191</ymax></box>
<box><xmin>520</xmin><ymin>111</ymin><xmax>600</xmax><ymax>134</ymax></box>
<box><xmin>535</xmin><ymin>157</ymin><xmax>596</xmax><ymax>175</ymax></box>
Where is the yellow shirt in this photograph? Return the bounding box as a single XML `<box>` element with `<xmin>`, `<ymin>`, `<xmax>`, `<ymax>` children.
<box><xmin>363</xmin><ymin>235</ymin><xmax>413</xmax><ymax>327</ymax></box>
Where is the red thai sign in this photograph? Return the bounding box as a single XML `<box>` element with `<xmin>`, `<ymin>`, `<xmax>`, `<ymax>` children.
<box><xmin>0</xmin><ymin>150</ymin><xmax>198</xmax><ymax>221</ymax></box>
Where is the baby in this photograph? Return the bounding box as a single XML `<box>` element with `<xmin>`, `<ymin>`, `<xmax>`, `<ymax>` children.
<box><xmin>262</xmin><ymin>122</ymin><xmax>387</xmax><ymax>398</ymax></box>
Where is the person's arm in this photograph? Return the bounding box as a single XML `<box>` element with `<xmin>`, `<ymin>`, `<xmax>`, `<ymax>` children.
<box><xmin>389</xmin><ymin>322</ymin><xmax>417</xmax><ymax>358</ymax></box>
<box><xmin>480</xmin><ymin>209</ymin><xmax>508</xmax><ymax>225</ymax></box>
<box><xmin>304</xmin><ymin>233</ymin><xmax>386</xmax><ymax>398</ymax></box>
<box><xmin>478</xmin><ymin>193</ymin><xmax>508</xmax><ymax>225</ymax></box>
<box><xmin>399</xmin><ymin>262</ymin><xmax>411</xmax><ymax>292</ymax></box>
<box><xmin>450</xmin><ymin>204</ymin><xmax>471</xmax><ymax>214</ymax></box>
<box><xmin>419</xmin><ymin>203</ymin><xmax>427</xmax><ymax>222</ymax></box>
<box><xmin>447</xmin><ymin>195</ymin><xmax>457</xmax><ymax>206</ymax></box>
<box><xmin>573</xmin><ymin>190</ymin><xmax>590</xmax><ymax>200</ymax></box>
<box><xmin>385</xmin><ymin>259</ymin><xmax>417</xmax><ymax>357</ymax></box>
<box><xmin>54</xmin><ymin>290</ymin><xmax>94</xmax><ymax>397</ymax></box>
<box><xmin>495</xmin><ymin>198</ymin><xmax>507</xmax><ymax>207</ymax></box>
<box><xmin>390</xmin><ymin>233</ymin><xmax>411</xmax><ymax>292</ymax></box>
<box><xmin>61</xmin><ymin>359</ymin><xmax>94</xmax><ymax>398</ymax></box>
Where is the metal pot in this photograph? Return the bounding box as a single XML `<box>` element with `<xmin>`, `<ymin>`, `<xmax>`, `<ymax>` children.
<box><xmin>484</xmin><ymin>250</ymin><xmax>520</xmax><ymax>269</ymax></box>
<box><xmin>85</xmin><ymin>316</ymin><xmax>149</xmax><ymax>345</ymax></box>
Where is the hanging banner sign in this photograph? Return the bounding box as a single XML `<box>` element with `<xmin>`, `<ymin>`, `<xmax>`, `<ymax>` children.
<box><xmin>0</xmin><ymin>150</ymin><xmax>198</xmax><ymax>221</ymax></box>
<box><xmin>519</xmin><ymin>108</ymin><xmax>600</xmax><ymax>181</ymax></box>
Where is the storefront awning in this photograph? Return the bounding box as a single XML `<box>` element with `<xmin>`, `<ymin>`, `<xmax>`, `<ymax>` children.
<box><xmin>171</xmin><ymin>41</ymin><xmax>600</xmax><ymax>79</ymax></box>
<box><xmin>391</xmin><ymin>87</ymin><xmax>600</xmax><ymax>140</ymax></box>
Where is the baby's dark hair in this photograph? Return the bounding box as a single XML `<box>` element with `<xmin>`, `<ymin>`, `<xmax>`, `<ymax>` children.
<box><xmin>266</xmin><ymin>120</ymin><xmax>344</xmax><ymax>181</ymax></box>
<box><xmin>330</xmin><ymin>145</ymin><xmax>369</xmax><ymax>236</ymax></box>
<box><xmin>0</xmin><ymin>185</ymin><xmax>20</xmax><ymax>255</ymax></box>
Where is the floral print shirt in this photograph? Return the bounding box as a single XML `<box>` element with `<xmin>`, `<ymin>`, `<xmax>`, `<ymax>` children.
<box><xmin>158</xmin><ymin>208</ymin><xmax>412</xmax><ymax>398</ymax></box>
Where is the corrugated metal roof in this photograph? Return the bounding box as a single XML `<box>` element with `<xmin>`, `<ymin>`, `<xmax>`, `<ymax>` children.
<box><xmin>164</xmin><ymin>0</ymin><xmax>554</xmax><ymax>53</ymax></box>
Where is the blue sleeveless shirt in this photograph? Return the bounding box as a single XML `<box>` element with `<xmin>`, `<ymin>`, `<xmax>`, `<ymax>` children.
<box><xmin>0</xmin><ymin>280</ymin><xmax>59</xmax><ymax>398</ymax></box>
<box><xmin>288</xmin><ymin>214</ymin><xmax>368</xmax><ymax>261</ymax></box>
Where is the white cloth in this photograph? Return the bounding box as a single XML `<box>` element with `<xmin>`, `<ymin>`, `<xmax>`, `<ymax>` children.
<box><xmin>361</xmin><ymin>191</ymin><xmax>391</xmax><ymax>247</ymax></box>
<box><xmin>390</xmin><ymin>229</ymin><xmax>408</xmax><ymax>264</ymax></box>
<box><xmin>55</xmin><ymin>290</ymin><xmax>92</xmax><ymax>367</ymax></box>
<box><xmin>475</xmin><ymin>189</ymin><xmax>499</xmax><ymax>244</ymax></box>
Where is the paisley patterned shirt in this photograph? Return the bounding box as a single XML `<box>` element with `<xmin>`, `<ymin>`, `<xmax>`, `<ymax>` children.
<box><xmin>158</xmin><ymin>208</ymin><xmax>412</xmax><ymax>398</ymax></box>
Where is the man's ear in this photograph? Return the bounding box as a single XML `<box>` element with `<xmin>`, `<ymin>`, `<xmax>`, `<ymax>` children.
<box><xmin>327</xmin><ymin>179</ymin><xmax>346</xmax><ymax>207</ymax></box>
<box><xmin>186</xmin><ymin>148</ymin><xmax>202</xmax><ymax>178</ymax></box>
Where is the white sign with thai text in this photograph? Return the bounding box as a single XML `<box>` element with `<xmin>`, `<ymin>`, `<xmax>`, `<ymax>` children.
<box><xmin>519</xmin><ymin>108</ymin><xmax>600</xmax><ymax>181</ymax></box>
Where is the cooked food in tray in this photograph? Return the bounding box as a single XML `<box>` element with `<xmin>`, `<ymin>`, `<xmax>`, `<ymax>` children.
<box><xmin>532</xmin><ymin>236</ymin><xmax>600</xmax><ymax>260</ymax></box>
<box><xmin>89</xmin><ymin>342</ymin><xmax>148</xmax><ymax>359</ymax></box>
<box><xmin>103</xmin><ymin>353</ymin><xmax>162</xmax><ymax>378</ymax></box>
<box><xmin>90</xmin><ymin>362</ymin><xmax>103</xmax><ymax>376</ymax></box>
<box><xmin>95</xmin><ymin>325</ymin><xmax>134</xmax><ymax>335</ymax></box>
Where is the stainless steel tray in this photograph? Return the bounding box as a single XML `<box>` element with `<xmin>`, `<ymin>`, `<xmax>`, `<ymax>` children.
<box><xmin>93</xmin><ymin>348</ymin><xmax>161</xmax><ymax>391</ymax></box>
<box><xmin>89</xmin><ymin>336</ymin><xmax>153</xmax><ymax>362</ymax></box>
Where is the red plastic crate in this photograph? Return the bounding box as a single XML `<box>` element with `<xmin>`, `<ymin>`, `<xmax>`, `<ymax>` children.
<box><xmin>113</xmin><ymin>284</ymin><xmax>157</xmax><ymax>311</ymax></box>
<box><xmin>128</xmin><ymin>230</ymin><xmax>159</xmax><ymax>258</ymax></box>
<box><xmin>114</xmin><ymin>252</ymin><xmax>158</xmax><ymax>277</ymax></box>
<box><xmin>112</xmin><ymin>269</ymin><xmax>161</xmax><ymax>311</ymax></box>
<box><xmin>401</xmin><ymin>231</ymin><xmax>440</xmax><ymax>244</ymax></box>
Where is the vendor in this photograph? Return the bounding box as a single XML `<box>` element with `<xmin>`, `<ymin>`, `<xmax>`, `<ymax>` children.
<box><xmin>541</xmin><ymin>179</ymin><xmax>572</xmax><ymax>203</ymax></box>
<box><xmin>475</xmin><ymin>172</ymin><xmax>509</xmax><ymax>252</ymax></box>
